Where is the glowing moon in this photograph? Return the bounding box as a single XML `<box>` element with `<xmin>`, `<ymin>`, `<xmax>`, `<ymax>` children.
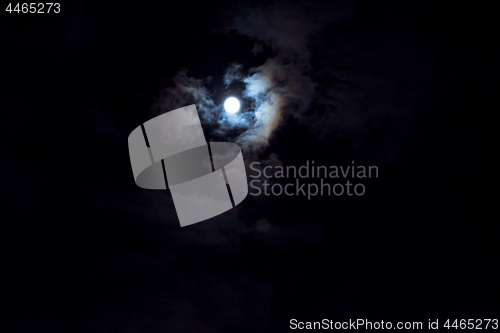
<box><xmin>224</xmin><ymin>97</ymin><xmax>240</xmax><ymax>113</ymax></box>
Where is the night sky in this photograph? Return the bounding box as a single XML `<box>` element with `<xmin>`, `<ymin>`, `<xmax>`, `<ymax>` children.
<box><xmin>1</xmin><ymin>0</ymin><xmax>497</xmax><ymax>332</ymax></box>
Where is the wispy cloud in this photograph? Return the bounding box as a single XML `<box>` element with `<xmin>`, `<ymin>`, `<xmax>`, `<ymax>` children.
<box><xmin>153</xmin><ymin>1</ymin><xmax>354</xmax><ymax>154</ymax></box>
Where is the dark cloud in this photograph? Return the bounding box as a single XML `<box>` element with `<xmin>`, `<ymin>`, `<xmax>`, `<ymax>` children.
<box><xmin>153</xmin><ymin>0</ymin><xmax>437</xmax><ymax>172</ymax></box>
<box><xmin>151</xmin><ymin>69</ymin><xmax>215</xmax><ymax>119</ymax></box>
<box><xmin>223</xmin><ymin>63</ymin><xmax>244</xmax><ymax>87</ymax></box>
<box><xmin>250</xmin><ymin>43</ymin><xmax>263</xmax><ymax>56</ymax></box>
<box><xmin>226</xmin><ymin>0</ymin><xmax>354</xmax><ymax>151</ymax></box>
<box><xmin>152</xmin><ymin>1</ymin><xmax>356</xmax><ymax>155</ymax></box>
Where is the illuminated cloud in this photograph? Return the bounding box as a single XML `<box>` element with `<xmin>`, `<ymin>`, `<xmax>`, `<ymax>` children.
<box><xmin>153</xmin><ymin>0</ymin><xmax>354</xmax><ymax>154</ymax></box>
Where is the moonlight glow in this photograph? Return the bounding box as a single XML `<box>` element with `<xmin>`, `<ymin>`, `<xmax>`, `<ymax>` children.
<box><xmin>224</xmin><ymin>97</ymin><xmax>240</xmax><ymax>113</ymax></box>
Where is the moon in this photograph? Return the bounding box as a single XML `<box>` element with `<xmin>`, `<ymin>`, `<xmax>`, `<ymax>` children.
<box><xmin>224</xmin><ymin>97</ymin><xmax>240</xmax><ymax>113</ymax></box>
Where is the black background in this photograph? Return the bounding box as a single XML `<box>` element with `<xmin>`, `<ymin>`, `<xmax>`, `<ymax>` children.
<box><xmin>0</xmin><ymin>0</ymin><xmax>497</xmax><ymax>332</ymax></box>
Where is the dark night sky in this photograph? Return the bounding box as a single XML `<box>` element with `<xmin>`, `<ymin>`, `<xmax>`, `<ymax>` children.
<box><xmin>0</xmin><ymin>1</ymin><xmax>497</xmax><ymax>332</ymax></box>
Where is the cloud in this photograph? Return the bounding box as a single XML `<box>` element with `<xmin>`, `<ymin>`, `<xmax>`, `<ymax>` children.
<box><xmin>151</xmin><ymin>68</ymin><xmax>216</xmax><ymax>121</ymax></box>
<box><xmin>151</xmin><ymin>0</ymin><xmax>437</xmax><ymax>172</ymax></box>
<box><xmin>153</xmin><ymin>1</ymin><xmax>354</xmax><ymax>155</ymax></box>
<box><xmin>151</xmin><ymin>68</ymin><xmax>258</xmax><ymax>146</ymax></box>
<box><xmin>234</xmin><ymin>57</ymin><xmax>316</xmax><ymax>150</ymax></box>
<box><xmin>219</xmin><ymin>0</ymin><xmax>354</xmax><ymax>151</ymax></box>
<box><xmin>228</xmin><ymin>1</ymin><xmax>332</xmax><ymax>62</ymax></box>
<box><xmin>251</xmin><ymin>43</ymin><xmax>263</xmax><ymax>55</ymax></box>
<box><xmin>151</xmin><ymin>0</ymin><xmax>437</xmax><ymax>171</ymax></box>
<box><xmin>223</xmin><ymin>63</ymin><xmax>244</xmax><ymax>87</ymax></box>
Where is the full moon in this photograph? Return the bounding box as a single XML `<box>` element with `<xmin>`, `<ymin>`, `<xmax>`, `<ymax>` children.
<box><xmin>224</xmin><ymin>97</ymin><xmax>240</xmax><ymax>113</ymax></box>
